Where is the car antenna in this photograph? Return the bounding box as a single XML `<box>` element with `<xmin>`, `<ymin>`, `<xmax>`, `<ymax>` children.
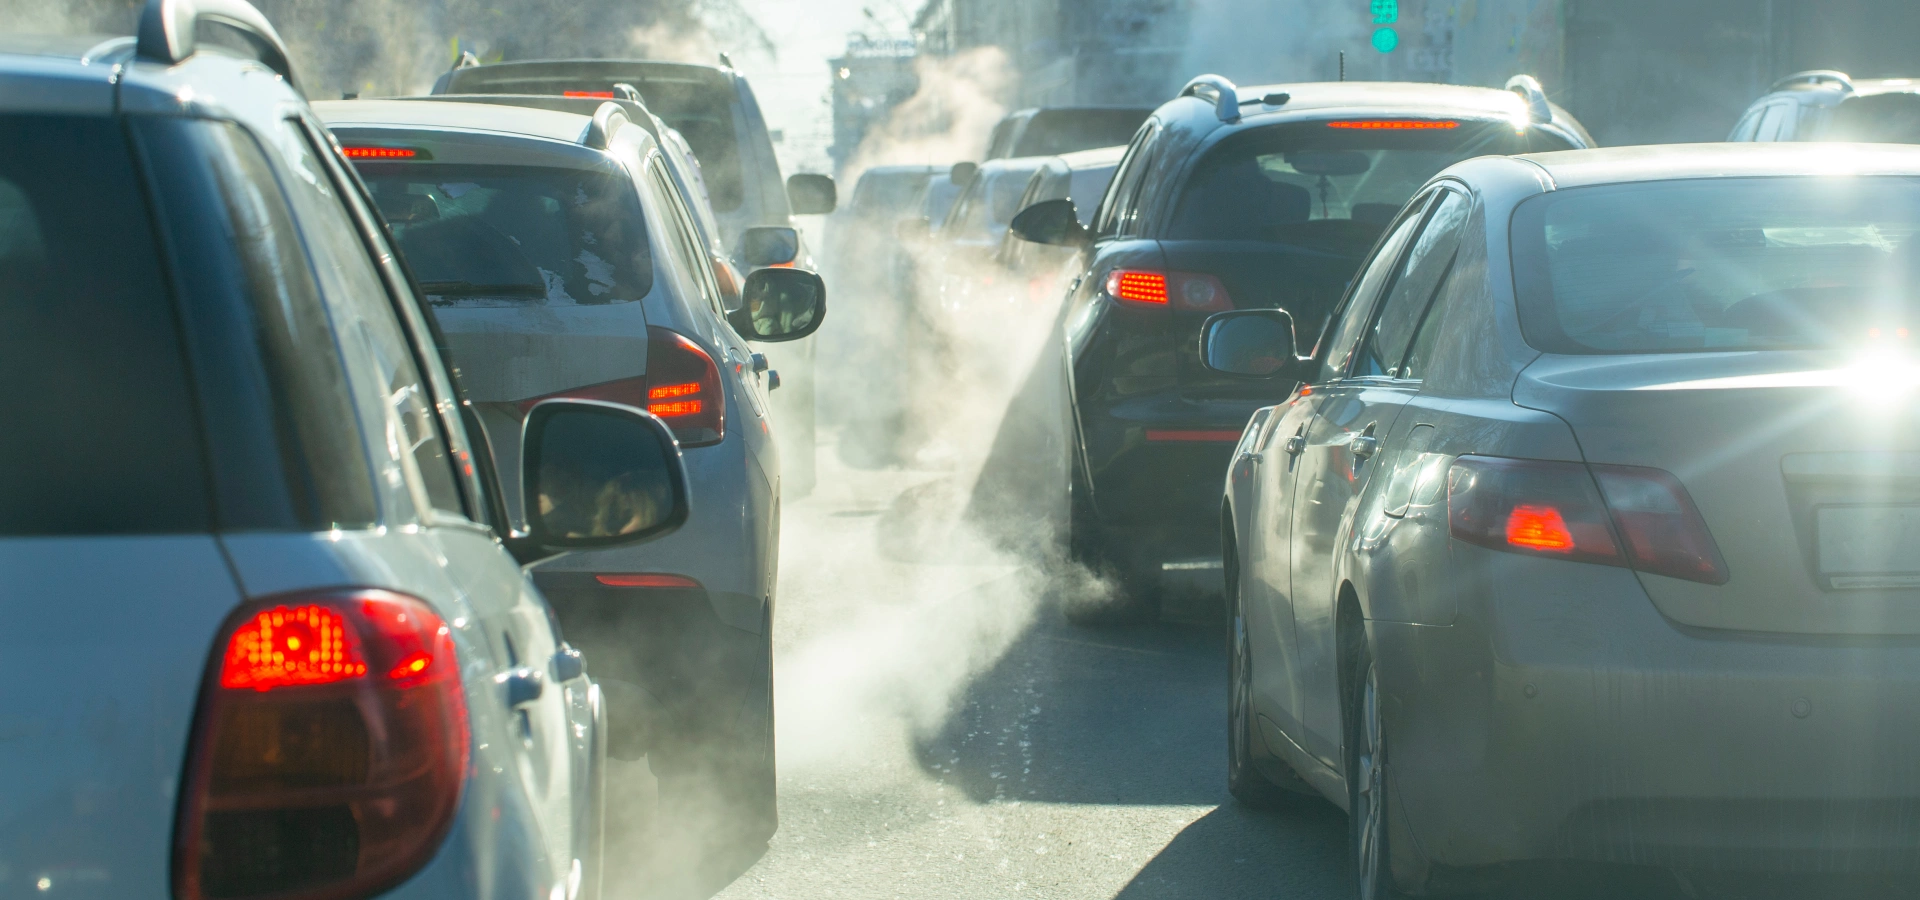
<box><xmin>1339</xmin><ymin>50</ymin><xmax>1346</xmax><ymax>82</ymax></box>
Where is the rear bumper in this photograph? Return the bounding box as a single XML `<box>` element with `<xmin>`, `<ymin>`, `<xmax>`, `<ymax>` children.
<box><xmin>1082</xmin><ymin>398</ymin><xmax>1256</xmax><ymax>564</ymax></box>
<box><xmin>1384</xmin><ymin>550</ymin><xmax>1920</xmax><ymax>879</ymax></box>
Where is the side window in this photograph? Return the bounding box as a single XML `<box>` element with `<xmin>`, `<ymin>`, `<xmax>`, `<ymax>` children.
<box><xmin>1754</xmin><ymin>101</ymin><xmax>1795</xmax><ymax>141</ymax></box>
<box><xmin>1094</xmin><ymin>121</ymin><xmax>1160</xmax><ymax>237</ymax></box>
<box><xmin>1399</xmin><ymin>257</ymin><xmax>1462</xmax><ymax>382</ymax></box>
<box><xmin>271</xmin><ymin>120</ymin><xmax>465</xmax><ymax>520</ymax></box>
<box><xmin>652</xmin><ymin>162</ymin><xmax>727</xmax><ymax>323</ymax></box>
<box><xmin>1728</xmin><ymin>107</ymin><xmax>1762</xmax><ymax>141</ymax></box>
<box><xmin>1313</xmin><ymin>191</ymin><xmax>1437</xmax><ymax>382</ymax></box>
<box><xmin>1353</xmin><ymin>189</ymin><xmax>1470</xmax><ymax>378</ymax></box>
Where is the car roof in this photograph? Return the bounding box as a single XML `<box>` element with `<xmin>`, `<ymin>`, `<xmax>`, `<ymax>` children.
<box><xmin>1515</xmin><ymin>142</ymin><xmax>1920</xmax><ymax>189</ymax></box>
<box><xmin>313</xmin><ymin>99</ymin><xmax>596</xmax><ymax>145</ymax></box>
<box><xmin>859</xmin><ymin>164</ymin><xmax>943</xmax><ymax>177</ymax></box>
<box><xmin>978</xmin><ymin>157</ymin><xmax>1050</xmax><ymax>177</ymax></box>
<box><xmin>1055</xmin><ymin>145</ymin><xmax>1126</xmax><ymax>169</ymax></box>
<box><xmin>1233</xmin><ymin>81</ymin><xmax>1535</xmax><ymax>123</ymax></box>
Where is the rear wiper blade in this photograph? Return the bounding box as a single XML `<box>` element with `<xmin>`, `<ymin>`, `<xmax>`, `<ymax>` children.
<box><xmin>417</xmin><ymin>281</ymin><xmax>545</xmax><ymax>298</ymax></box>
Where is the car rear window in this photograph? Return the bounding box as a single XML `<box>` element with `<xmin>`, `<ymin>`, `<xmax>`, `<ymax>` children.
<box><xmin>355</xmin><ymin>163</ymin><xmax>653</xmax><ymax>307</ymax></box>
<box><xmin>0</xmin><ymin>115</ymin><xmax>210</xmax><ymax>534</ymax></box>
<box><xmin>1512</xmin><ymin>177</ymin><xmax>1920</xmax><ymax>354</ymax></box>
<box><xmin>949</xmin><ymin>163</ymin><xmax>1046</xmax><ymax>239</ymax></box>
<box><xmin>1013</xmin><ymin>109</ymin><xmax>1152</xmax><ymax>157</ymax></box>
<box><xmin>1814</xmin><ymin>93</ymin><xmax>1920</xmax><ymax>143</ymax></box>
<box><xmin>851</xmin><ymin>170</ymin><xmax>933</xmax><ymax>219</ymax></box>
<box><xmin>1170</xmin><ymin>120</ymin><xmax>1565</xmax><ymax>248</ymax></box>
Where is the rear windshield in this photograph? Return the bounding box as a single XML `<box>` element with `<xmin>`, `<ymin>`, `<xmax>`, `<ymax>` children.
<box><xmin>1813</xmin><ymin>94</ymin><xmax>1920</xmax><ymax>143</ymax></box>
<box><xmin>0</xmin><ymin>115</ymin><xmax>210</xmax><ymax>534</ymax></box>
<box><xmin>1171</xmin><ymin>120</ymin><xmax>1566</xmax><ymax>247</ymax></box>
<box><xmin>1013</xmin><ymin>109</ymin><xmax>1151</xmax><ymax>158</ymax></box>
<box><xmin>356</xmin><ymin>163</ymin><xmax>652</xmax><ymax>307</ymax></box>
<box><xmin>948</xmin><ymin>163</ymin><xmax>1045</xmax><ymax>239</ymax></box>
<box><xmin>1512</xmin><ymin>177</ymin><xmax>1920</xmax><ymax>354</ymax></box>
<box><xmin>851</xmin><ymin>170</ymin><xmax>933</xmax><ymax>219</ymax></box>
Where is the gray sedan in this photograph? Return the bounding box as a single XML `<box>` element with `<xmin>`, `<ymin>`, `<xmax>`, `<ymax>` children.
<box><xmin>1208</xmin><ymin>143</ymin><xmax>1920</xmax><ymax>897</ymax></box>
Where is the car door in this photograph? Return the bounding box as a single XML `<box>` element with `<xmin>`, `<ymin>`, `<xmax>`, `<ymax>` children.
<box><xmin>1283</xmin><ymin>185</ymin><xmax>1471</xmax><ymax>765</ymax></box>
<box><xmin>1242</xmin><ymin>191</ymin><xmax>1432</xmax><ymax>749</ymax></box>
<box><xmin>278</xmin><ymin>117</ymin><xmax>591</xmax><ymax>885</ymax></box>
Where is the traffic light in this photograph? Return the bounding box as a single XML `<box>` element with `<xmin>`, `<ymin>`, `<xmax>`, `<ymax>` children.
<box><xmin>1369</xmin><ymin>0</ymin><xmax>1398</xmax><ymax>53</ymax></box>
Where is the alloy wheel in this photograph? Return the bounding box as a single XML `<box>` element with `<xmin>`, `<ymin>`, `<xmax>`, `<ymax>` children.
<box><xmin>1353</xmin><ymin>662</ymin><xmax>1388</xmax><ymax>899</ymax></box>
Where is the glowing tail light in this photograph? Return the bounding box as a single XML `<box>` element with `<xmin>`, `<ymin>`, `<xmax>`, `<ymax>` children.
<box><xmin>564</xmin><ymin>90</ymin><xmax>616</xmax><ymax>98</ymax></box>
<box><xmin>596</xmin><ymin>573</ymin><xmax>702</xmax><ymax>588</ymax></box>
<box><xmin>175</xmin><ymin>590</ymin><xmax>468</xmax><ymax>900</ymax></box>
<box><xmin>1104</xmin><ymin>270</ymin><xmax>1233</xmax><ymax>312</ymax></box>
<box><xmin>1448</xmin><ymin>456</ymin><xmax>1727</xmax><ymax>584</ymax></box>
<box><xmin>1326</xmin><ymin>120</ymin><xmax>1459</xmax><ymax>130</ymax></box>
<box><xmin>514</xmin><ymin>327</ymin><xmax>725</xmax><ymax>447</ymax></box>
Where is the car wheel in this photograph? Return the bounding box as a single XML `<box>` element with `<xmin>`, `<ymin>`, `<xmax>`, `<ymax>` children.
<box><xmin>1348</xmin><ymin>651</ymin><xmax>1396</xmax><ymax>899</ymax></box>
<box><xmin>1227</xmin><ymin>577</ymin><xmax>1304</xmax><ymax>807</ymax></box>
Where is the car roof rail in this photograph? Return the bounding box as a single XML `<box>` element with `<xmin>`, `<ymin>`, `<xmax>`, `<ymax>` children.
<box><xmin>584</xmin><ymin>101</ymin><xmax>631</xmax><ymax>151</ymax></box>
<box><xmin>611</xmin><ymin>82</ymin><xmax>643</xmax><ymax>103</ymax></box>
<box><xmin>135</xmin><ymin>0</ymin><xmax>300</xmax><ymax>94</ymax></box>
<box><xmin>1505</xmin><ymin>74</ymin><xmax>1552</xmax><ymax>123</ymax></box>
<box><xmin>451</xmin><ymin>50</ymin><xmax>480</xmax><ymax>72</ymax></box>
<box><xmin>1771</xmin><ymin>70</ymin><xmax>1855</xmax><ymax>93</ymax></box>
<box><xmin>1179</xmin><ymin>74</ymin><xmax>1240</xmax><ymax>122</ymax></box>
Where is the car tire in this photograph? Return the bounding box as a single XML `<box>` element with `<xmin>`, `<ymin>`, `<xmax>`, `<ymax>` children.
<box><xmin>1346</xmin><ymin>631</ymin><xmax>1400</xmax><ymax>900</ymax></box>
<box><xmin>1227</xmin><ymin>574</ymin><xmax>1308</xmax><ymax>807</ymax></box>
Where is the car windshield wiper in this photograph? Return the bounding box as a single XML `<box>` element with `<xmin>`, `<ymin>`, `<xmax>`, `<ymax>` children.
<box><xmin>417</xmin><ymin>281</ymin><xmax>545</xmax><ymax>298</ymax></box>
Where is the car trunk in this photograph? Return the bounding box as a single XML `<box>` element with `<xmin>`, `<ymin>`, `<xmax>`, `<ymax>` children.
<box><xmin>0</xmin><ymin>536</ymin><xmax>244</xmax><ymax>894</ymax></box>
<box><xmin>1516</xmin><ymin>351</ymin><xmax>1920</xmax><ymax>635</ymax></box>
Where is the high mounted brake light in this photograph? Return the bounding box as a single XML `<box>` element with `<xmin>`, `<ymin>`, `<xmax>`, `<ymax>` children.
<box><xmin>175</xmin><ymin>590</ymin><xmax>468</xmax><ymax>900</ymax></box>
<box><xmin>341</xmin><ymin>146</ymin><xmax>425</xmax><ymax>159</ymax></box>
<box><xmin>564</xmin><ymin>90</ymin><xmax>617</xmax><ymax>98</ymax></box>
<box><xmin>1326</xmin><ymin>120</ymin><xmax>1459</xmax><ymax>130</ymax></box>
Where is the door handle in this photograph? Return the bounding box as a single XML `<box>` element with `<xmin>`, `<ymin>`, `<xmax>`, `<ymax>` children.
<box><xmin>1284</xmin><ymin>427</ymin><xmax>1306</xmax><ymax>457</ymax></box>
<box><xmin>497</xmin><ymin>667</ymin><xmax>545</xmax><ymax>708</ymax></box>
<box><xmin>750</xmin><ymin>352</ymin><xmax>769</xmax><ymax>374</ymax></box>
<box><xmin>550</xmin><ymin>646</ymin><xmax>585</xmax><ymax>683</ymax></box>
<box><xmin>1351</xmin><ymin>423</ymin><xmax>1380</xmax><ymax>460</ymax></box>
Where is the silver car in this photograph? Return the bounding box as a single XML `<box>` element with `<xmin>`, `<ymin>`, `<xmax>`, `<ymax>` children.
<box><xmin>316</xmin><ymin>98</ymin><xmax>825</xmax><ymax>842</ymax></box>
<box><xmin>0</xmin><ymin>4</ymin><xmax>690</xmax><ymax>898</ymax></box>
<box><xmin>1209</xmin><ymin>143</ymin><xmax>1920</xmax><ymax>896</ymax></box>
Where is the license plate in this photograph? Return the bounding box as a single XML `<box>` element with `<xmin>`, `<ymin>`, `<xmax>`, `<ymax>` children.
<box><xmin>1818</xmin><ymin>505</ymin><xmax>1920</xmax><ymax>587</ymax></box>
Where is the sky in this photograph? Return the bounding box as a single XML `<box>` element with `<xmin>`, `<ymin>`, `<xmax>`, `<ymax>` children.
<box><xmin>721</xmin><ymin>0</ymin><xmax>914</xmax><ymax>176</ymax></box>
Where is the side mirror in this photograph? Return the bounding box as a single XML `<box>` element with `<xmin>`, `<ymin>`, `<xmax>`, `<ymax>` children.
<box><xmin>729</xmin><ymin>267</ymin><xmax>826</xmax><ymax>342</ymax></box>
<box><xmin>1201</xmin><ymin>309</ymin><xmax>1307</xmax><ymax>380</ymax></box>
<box><xmin>949</xmin><ymin>161</ymin><xmax>978</xmax><ymax>186</ymax></box>
<box><xmin>521</xmin><ymin>400</ymin><xmax>690</xmax><ymax>551</ymax></box>
<box><xmin>1009</xmin><ymin>198</ymin><xmax>1088</xmax><ymax>248</ymax></box>
<box><xmin>741</xmin><ymin>226</ymin><xmax>799</xmax><ymax>267</ymax></box>
<box><xmin>787</xmin><ymin>173</ymin><xmax>836</xmax><ymax>215</ymax></box>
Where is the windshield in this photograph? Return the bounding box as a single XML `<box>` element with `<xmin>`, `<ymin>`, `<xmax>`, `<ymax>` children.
<box><xmin>356</xmin><ymin>163</ymin><xmax>653</xmax><ymax>307</ymax></box>
<box><xmin>1513</xmin><ymin>177</ymin><xmax>1920</xmax><ymax>354</ymax></box>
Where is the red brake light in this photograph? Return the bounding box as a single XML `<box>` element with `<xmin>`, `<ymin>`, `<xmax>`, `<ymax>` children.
<box><xmin>564</xmin><ymin>90</ymin><xmax>616</xmax><ymax>98</ymax></box>
<box><xmin>1106</xmin><ymin>270</ymin><xmax>1168</xmax><ymax>306</ymax></box>
<box><xmin>1326</xmin><ymin>120</ymin><xmax>1460</xmax><ymax>130</ymax></box>
<box><xmin>511</xmin><ymin>327</ymin><xmax>724</xmax><ymax>446</ymax></box>
<box><xmin>341</xmin><ymin>146</ymin><xmax>419</xmax><ymax>159</ymax></box>
<box><xmin>1448</xmin><ymin>456</ymin><xmax>1728</xmax><ymax>584</ymax></box>
<box><xmin>176</xmin><ymin>590</ymin><xmax>469</xmax><ymax>900</ymax></box>
<box><xmin>596</xmin><ymin>573</ymin><xmax>702</xmax><ymax>588</ymax></box>
<box><xmin>1504</xmin><ymin>505</ymin><xmax>1576</xmax><ymax>552</ymax></box>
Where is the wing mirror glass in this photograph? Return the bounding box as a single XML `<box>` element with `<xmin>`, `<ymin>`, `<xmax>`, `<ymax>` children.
<box><xmin>522</xmin><ymin>400</ymin><xmax>690</xmax><ymax>550</ymax></box>
<box><xmin>742</xmin><ymin>226</ymin><xmax>799</xmax><ymax>267</ymax></box>
<box><xmin>1008</xmin><ymin>198</ymin><xmax>1087</xmax><ymax>248</ymax></box>
<box><xmin>786</xmin><ymin>173</ymin><xmax>837</xmax><ymax>215</ymax></box>
<box><xmin>730</xmin><ymin>267</ymin><xmax>826</xmax><ymax>342</ymax></box>
<box><xmin>1201</xmin><ymin>309</ymin><xmax>1306</xmax><ymax>380</ymax></box>
<box><xmin>949</xmin><ymin>161</ymin><xmax>978</xmax><ymax>186</ymax></box>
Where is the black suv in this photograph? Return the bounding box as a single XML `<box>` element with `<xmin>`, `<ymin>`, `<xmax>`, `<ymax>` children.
<box><xmin>1014</xmin><ymin>75</ymin><xmax>1592</xmax><ymax>621</ymax></box>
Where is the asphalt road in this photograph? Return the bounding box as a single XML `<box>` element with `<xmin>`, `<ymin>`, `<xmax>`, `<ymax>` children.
<box><xmin>598</xmin><ymin>442</ymin><xmax>1353</xmax><ymax>900</ymax></box>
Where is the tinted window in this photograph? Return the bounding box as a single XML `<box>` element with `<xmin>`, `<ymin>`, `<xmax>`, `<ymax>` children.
<box><xmin>355</xmin><ymin>163</ymin><xmax>653</xmax><ymax>307</ymax></box>
<box><xmin>1512</xmin><ymin>177</ymin><xmax>1920</xmax><ymax>354</ymax></box>
<box><xmin>1354</xmin><ymin>190</ymin><xmax>1469</xmax><ymax>377</ymax></box>
<box><xmin>1316</xmin><ymin>192</ymin><xmax>1435</xmax><ymax>382</ymax></box>
<box><xmin>274</xmin><ymin>122</ymin><xmax>464</xmax><ymax>517</ymax></box>
<box><xmin>850</xmin><ymin>170</ymin><xmax>934</xmax><ymax>219</ymax></box>
<box><xmin>1012</xmin><ymin>109</ymin><xmax>1154</xmax><ymax>158</ymax></box>
<box><xmin>1094</xmin><ymin>122</ymin><xmax>1159</xmax><ymax>237</ymax></box>
<box><xmin>0</xmin><ymin>115</ymin><xmax>210</xmax><ymax>535</ymax></box>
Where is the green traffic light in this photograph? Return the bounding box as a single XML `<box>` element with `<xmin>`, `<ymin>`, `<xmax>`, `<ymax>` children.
<box><xmin>1372</xmin><ymin>26</ymin><xmax>1399</xmax><ymax>53</ymax></box>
